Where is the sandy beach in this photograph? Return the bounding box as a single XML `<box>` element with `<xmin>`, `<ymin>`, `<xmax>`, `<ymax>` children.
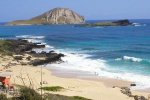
<box><xmin>0</xmin><ymin>55</ymin><xmax>149</xmax><ymax>100</ymax></box>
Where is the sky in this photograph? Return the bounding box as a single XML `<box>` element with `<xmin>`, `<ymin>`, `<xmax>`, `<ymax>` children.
<box><xmin>0</xmin><ymin>0</ymin><xmax>150</xmax><ymax>22</ymax></box>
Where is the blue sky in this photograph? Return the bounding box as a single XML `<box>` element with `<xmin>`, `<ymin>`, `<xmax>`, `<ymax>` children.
<box><xmin>0</xmin><ymin>0</ymin><xmax>150</xmax><ymax>22</ymax></box>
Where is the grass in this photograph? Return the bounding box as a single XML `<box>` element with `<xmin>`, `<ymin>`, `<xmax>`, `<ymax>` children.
<box><xmin>72</xmin><ymin>96</ymin><xmax>92</xmax><ymax>100</ymax></box>
<box><xmin>0</xmin><ymin>86</ymin><xmax>91</xmax><ymax>100</ymax></box>
<box><xmin>9</xmin><ymin>19</ymin><xmax>47</xmax><ymax>25</ymax></box>
<box><xmin>44</xmin><ymin>93</ymin><xmax>92</xmax><ymax>100</ymax></box>
<box><xmin>94</xmin><ymin>22</ymin><xmax>117</xmax><ymax>26</ymax></box>
<box><xmin>0</xmin><ymin>94</ymin><xmax>7</xmax><ymax>100</ymax></box>
<box><xmin>19</xmin><ymin>87</ymin><xmax>42</xmax><ymax>100</ymax></box>
<box><xmin>0</xmin><ymin>40</ymin><xmax>13</xmax><ymax>55</ymax></box>
<box><xmin>39</xmin><ymin>86</ymin><xmax>64</xmax><ymax>92</ymax></box>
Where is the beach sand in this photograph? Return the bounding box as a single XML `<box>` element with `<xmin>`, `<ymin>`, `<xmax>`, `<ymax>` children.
<box><xmin>0</xmin><ymin>55</ymin><xmax>150</xmax><ymax>100</ymax></box>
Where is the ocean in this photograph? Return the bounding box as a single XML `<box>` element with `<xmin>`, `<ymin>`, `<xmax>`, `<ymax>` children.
<box><xmin>0</xmin><ymin>19</ymin><xmax>150</xmax><ymax>89</ymax></box>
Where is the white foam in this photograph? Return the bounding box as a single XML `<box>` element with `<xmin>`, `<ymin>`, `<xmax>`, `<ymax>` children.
<box><xmin>94</xmin><ymin>26</ymin><xmax>104</xmax><ymax>28</ymax></box>
<box><xmin>123</xmin><ymin>56</ymin><xmax>143</xmax><ymax>62</ymax></box>
<box><xmin>47</xmin><ymin>51</ymin><xmax>150</xmax><ymax>90</ymax></box>
<box><xmin>115</xmin><ymin>58</ymin><xmax>122</xmax><ymax>61</ymax></box>
<box><xmin>49</xmin><ymin>52</ymin><xmax>107</xmax><ymax>72</ymax></box>
<box><xmin>132</xmin><ymin>23</ymin><xmax>142</xmax><ymax>27</ymax></box>
<box><xmin>16</xmin><ymin>35</ymin><xmax>45</xmax><ymax>43</ymax></box>
<box><xmin>16</xmin><ymin>35</ymin><xmax>45</xmax><ymax>39</ymax></box>
<box><xmin>16</xmin><ymin>35</ymin><xmax>54</xmax><ymax>52</ymax></box>
<box><xmin>115</xmin><ymin>56</ymin><xmax>143</xmax><ymax>62</ymax></box>
<box><xmin>16</xmin><ymin>35</ymin><xmax>150</xmax><ymax>90</ymax></box>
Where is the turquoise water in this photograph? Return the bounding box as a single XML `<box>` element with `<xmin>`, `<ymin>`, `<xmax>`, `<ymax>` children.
<box><xmin>0</xmin><ymin>19</ymin><xmax>150</xmax><ymax>89</ymax></box>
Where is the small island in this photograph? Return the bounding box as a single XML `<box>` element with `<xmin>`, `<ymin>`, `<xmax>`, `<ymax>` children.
<box><xmin>80</xmin><ymin>19</ymin><xmax>133</xmax><ymax>27</ymax></box>
<box><xmin>8</xmin><ymin>8</ymin><xmax>85</xmax><ymax>25</ymax></box>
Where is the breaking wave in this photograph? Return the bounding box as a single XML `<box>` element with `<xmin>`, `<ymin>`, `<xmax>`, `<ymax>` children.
<box><xmin>115</xmin><ymin>56</ymin><xmax>143</xmax><ymax>62</ymax></box>
<box><xmin>16</xmin><ymin>35</ymin><xmax>150</xmax><ymax>90</ymax></box>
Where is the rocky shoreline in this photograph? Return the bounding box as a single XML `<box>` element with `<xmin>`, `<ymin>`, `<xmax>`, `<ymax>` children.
<box><xmin>0</xmin><ymin>39</ymin><xmax>150</xmax><ymax>100</ymax></box>
<box><xmin>0</xmin><ymin>39</ymin><xmax>65</xmax><ymax>66</ymax></box>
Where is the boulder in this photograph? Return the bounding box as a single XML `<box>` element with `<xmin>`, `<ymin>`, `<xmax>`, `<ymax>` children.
<box><xmin>26</xmin><ymin>56</ymin><xmax>32</xmax><ymax>60</ymax></box>
<box><xmin>29</xmin><ymin>53</ymin><xmax>64</xmax><ymax>66</ymax></box>
<box><xmin>120</xmin><ymin>87</ymin><xmax>132</xmax><ymax>97</ymax></box>
<box><xmin>130</xmin><ymin>83</ymin><xmax>136</xmax><ymax>87</ymax></box>
<box><xmin>14</xmin><ymin>56</ymin><xmax>23</xmax><ymax>60</ymax></box>
<box><xmin>134</xmin><ymin>95</ymin><xmax>147</xmax><ymax>100</ymax></box>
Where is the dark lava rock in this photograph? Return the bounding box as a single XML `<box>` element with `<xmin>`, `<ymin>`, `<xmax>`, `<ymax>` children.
<box><xmin>130</xmin><ymin>83</ymin><xmax>136</xmax><ymax>87</ymax></box>
<box><xmin>4</xmin><ymin>39</ymin><xmax>46</xmax><ymax>54</ymax></box>
<box><xmin>30</xmin><ymin>53</ymin><xmax>65</xmax><ymax>66</ymax></box>
<box><xmin>30</xmin><ymin>51</ymin><xmax>65</xmax><ymax>58</ymax></box>
<box><xmin>120</xmin><ymin>87</ymin><xmax>132</xmax><ymax>97</ymax></box>
<box><xmin>29</xmin><ymin>59</ymin><xmax>46</xmax><ymax>66</ymax></box>
<box><xmin>78</xmin><ymin>19</ymin><xmax>132</xmax><ymax>27</ymax></box>
<box><xmin>30</xmin><ymin>51</ymin><xmax>36</xmax><ymax>54</ymax></box>
<box><xmin>14</xmin><ymin>56</ymin><xmax>23</xmax><ymax>60</ymax></box>
<box><xmin>33</xmin><ymin>43</ymin><xmax>45</xmax><ymax>48</ymax></box>
<box><xmin>112</xmin><ymin>19</ymin><xmax>132</xmax><ymax>26</ymax></box>
<box><xmin>2</xmin><ymin>39</ymin><xmax>65</xmax><ymax>66</ymax></box>
<box><xmin>26</xmin><ymin>56</ymin><xmax>32</xmax><ymax>60</ymax></box>
<box><xmin>49</xmin><ymin>50</ymin><xmax>55</xmax><ymax>53</ymax></box>
<box><xmin>134</xmin><ymin>95</ymin><xmax>148</xmax><ymax>100</ymax></box>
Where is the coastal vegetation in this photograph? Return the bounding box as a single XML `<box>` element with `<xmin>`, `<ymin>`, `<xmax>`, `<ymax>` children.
<box><xmin>0</xmin><ymin>87</ymin><xmax>91</xmax><ymax>100</ymax></box>
<box><xmin>44</xmin><ymin>93</ymin><xmax>91</xmax><ymax>100</ymax></box>
<box><xmin>0</xmin><ymin>40</ymin><xmax>14</xmax><ymax>55</ymax></box>
<box><xmin>0</xmin><ymin>94</ymin><xmax>7</xmax><ymax>100</ymax></box>
<box><xmin>39</xmin><ymin>86</ymin><xmax>64</xmax><ymax>92</ymax></box>
<box><xmin>9</xmin><ymin>19</ymin><xmax>46</xmax><ymax>25</ymax></box>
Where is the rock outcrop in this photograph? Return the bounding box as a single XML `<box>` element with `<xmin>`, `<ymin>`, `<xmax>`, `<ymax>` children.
<box><xmin>113</xmin><ymin>86</ymin><xmax>148</xmax><ymax>100</ymax></box>
<box><xmin>112</xmin><ymin>19</ymin><xmax>132</xmax><ymax>26</ymax></box>
<box><xmin>79</xmin><ymin>19</ymin><xmax>132</xmax><ymax>27</ymax></box>
<box><xmin>9</xmin><ymin>8</ymin><xmax>85</xmax><ymax>25</ymax></box>
<box><xmin>0</xmin><ymin>39</ymin><xmax>65</xmax><ymax>65</ymax></box>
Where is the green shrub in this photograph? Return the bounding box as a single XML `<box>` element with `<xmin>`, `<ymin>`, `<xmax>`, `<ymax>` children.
<box><xmin>39</xmin><ymin>86</ymin><xmax>64</xmax><ymax>92</ymax></box>
<box><xmin>0</xmin><ymin>94</ymin><xmax>8</xmax><ymax>100</ymax></box>
<box><xmin>72</xmin><ymin>96</ymin><xmax>91</xmax><ymax>100</ymax></box>
<box><xmin>19</xmin><ymin>87</ymin><xmax>42</xmax><ymax>100</ymax></box>
<box><xmin>8</xmin><ymin>86</ymin><xmax>91</xmax><ymax>100</ymax></box>
<box><xmin>0</xmin><ymin>40</ymin><xmax>13</xmax><ymax>55</ymax></box>
<box><xmin>43</xmin><ymin>93</ymin><xmax>91</xmax><ymax>100</ymax></box>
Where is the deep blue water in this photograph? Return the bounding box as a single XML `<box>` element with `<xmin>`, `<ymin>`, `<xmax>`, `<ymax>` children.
<box><xmin>0</xmin><ymin>19</ymin><xmax>150</xmax><ymax>89</ymax></box>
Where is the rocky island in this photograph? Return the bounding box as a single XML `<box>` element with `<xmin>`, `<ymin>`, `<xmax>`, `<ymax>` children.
<box><xmin>80</xmin><ymin>19</ymin><xmax>133</xmax><ymax>27</ymax></box>
<box><xmin>9</xmin><ymin>8</ymin><xmax>85</xmax><ymax>25</ymax></box>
